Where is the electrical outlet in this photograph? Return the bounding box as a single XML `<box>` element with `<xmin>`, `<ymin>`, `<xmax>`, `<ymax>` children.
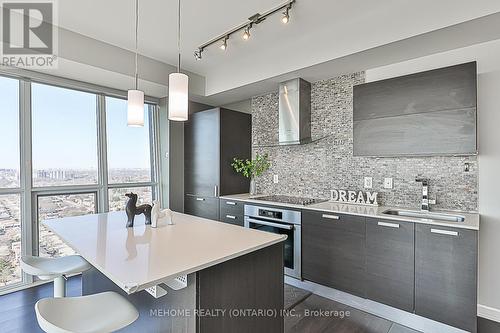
<box><xmin>273</xmin><ymin>174</ymin><xmax>279</xmax><ymax>184</ymax></box>
<box><xmin>364</xmin><ymin>177</ymin><xmax>373</xmax><ymax>189</ymax></box>
<box><xmin>384</xmin><ymin>178</ymin><xmax>393</xmax><ymax>189</ymax></box>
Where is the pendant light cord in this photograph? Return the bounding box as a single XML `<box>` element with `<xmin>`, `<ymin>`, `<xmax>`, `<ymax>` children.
<box><xmin>177</xmin><ymin>0</ymin><xmax>181</xmax><ymax>73</ymax></box>
<box><xmin>135</xmin><ymin>0</ymin><xmax>139</xmax><ymax>89</ymax></box>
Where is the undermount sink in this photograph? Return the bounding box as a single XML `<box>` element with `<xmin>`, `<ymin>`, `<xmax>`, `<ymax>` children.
<box><xmin>382</xmin><ymin>209</ymin><xmax>465</xmax><ymax>222</ymax></box>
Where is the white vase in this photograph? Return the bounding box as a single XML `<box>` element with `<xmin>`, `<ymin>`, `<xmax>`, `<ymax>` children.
<box><xmin>250</xmin><ymin>178</ymin><xmax>256</xmax><ymax>195</ymax></box>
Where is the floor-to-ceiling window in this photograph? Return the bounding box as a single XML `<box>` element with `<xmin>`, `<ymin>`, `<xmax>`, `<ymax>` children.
<box><xmin>0</xmin><ymin>76</ymin><xmax>22</xmax><ymax>288</ymax></box>
<box><xmin>0</xmin><ymin>74</ymin><xmax>160</xmax><ymax>291</ymax></box>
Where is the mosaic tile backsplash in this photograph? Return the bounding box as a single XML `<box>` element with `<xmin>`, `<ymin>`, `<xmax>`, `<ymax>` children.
<box><xmin>252</xmin><ymin>72</ymin><xmax>478</xmax><ymax>212</ymax></box>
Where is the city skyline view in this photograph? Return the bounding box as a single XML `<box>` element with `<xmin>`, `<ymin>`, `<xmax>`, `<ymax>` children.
<box><xmin>0</xmin><ymin>168</ymin><xmax>154</xmax><ymax>288</ymax></box>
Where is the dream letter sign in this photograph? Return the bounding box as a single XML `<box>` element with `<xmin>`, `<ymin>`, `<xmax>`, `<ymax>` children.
<box><xmin>330</xmin><ymin>189</ymin><xmax>378</xmax><ymax>206</ymax></box>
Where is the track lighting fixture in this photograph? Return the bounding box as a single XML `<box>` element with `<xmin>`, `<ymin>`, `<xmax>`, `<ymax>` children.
<box><xmin>242</xmin><ymin>26</ymin><xmax>251</xmax><ymax>40</ymax></box>
<box><xmin>282</xmin><ymin>7</ymin><xmax>290</xmax><ymax>24</ymax></box>
<box><xmin>194</xmin><ymin>0</ymin><xmax>295</xmax><ymax>59</ymax></box>
<box><xmin>220</xmin><ymin>37</ymin><xmax>228</xmax><ymax>50</ymax></box>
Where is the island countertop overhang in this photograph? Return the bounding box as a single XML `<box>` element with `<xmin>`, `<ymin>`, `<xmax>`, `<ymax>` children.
<box><xmin>43</xmin><ymin>211</ymin><xmax>286</xmax><ymax>294</ymax></box>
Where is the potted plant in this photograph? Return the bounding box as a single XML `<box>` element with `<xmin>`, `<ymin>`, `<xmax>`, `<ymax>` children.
<box><xmin>231</xmin><ymin>153</ymin><xmax>270</xmax><ymax>195</ymax></box>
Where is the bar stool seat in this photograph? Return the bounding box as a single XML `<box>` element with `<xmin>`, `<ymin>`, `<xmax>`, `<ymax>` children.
<box><xmin>21</xmin><ymin>255</ymin><xmax>91</xmax><ymax>279</ymax></box>
<box><xmin>21</xmin><ymin>255</ymin><xmax>91</xmax><ymax>297</ymax></box>
<box><xmin>35</xmin><ymin>291</ymin><xmax>139</xmax><ymax>333</ymax></box>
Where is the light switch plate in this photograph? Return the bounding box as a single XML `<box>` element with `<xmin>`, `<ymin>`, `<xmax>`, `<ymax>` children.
<box><xmin>384</xmin><ymin>177</ymin><xmax>393</xmax><ymax>189</ymax></box>
<box><xmin>364</xmin><ymin>177</ymin><xmax>373</xmax><ymax>189</ymax></box>
<box><xmin>273</xmin><ymin>175</ymin><xmax>279</xmax><ymax>184</ymax></box>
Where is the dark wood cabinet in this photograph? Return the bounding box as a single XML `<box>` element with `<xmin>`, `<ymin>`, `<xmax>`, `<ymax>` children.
<box><xmin>353</xmin><ymin>62</ymin><xmax>477</xmax><ymax>156</ymax></box>
<box><xmin>302</xmin><ymin>208</ymin><xmax>478</xmax><ymax>331</ymax></box>
<box><xmin>184</xmin><ymin>108</ymin><xmax>251</xmax><ymax>219</ymax></box>
<box><xmin>302</xmin><ymin>210</ymin><xmax>366</xmax><ymax>297</ymax></box>
<box><xmin>184</xmin><ymin>195</ymin><xmax>220</xmax><ymax>221</ymax></box>
<box><xmin>219</xmin><ymin>199</ymin><xmax>245</xmax><ymax>226</ymax></box>
<box><xmin>415</xmin><ymin>224</ymin><xmax>478</xmax><ymax>333</ymax></box>
<box><xmin>365</xmin><ymin>218</ymin><xmax>415</xmax><ymax>312</ymax></box>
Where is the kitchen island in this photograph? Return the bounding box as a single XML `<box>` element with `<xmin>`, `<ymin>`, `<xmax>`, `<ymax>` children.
<box><xmin>43</xmin><ymin>211</ymin><xmax>286</xmax><ymax>333</ymax></box>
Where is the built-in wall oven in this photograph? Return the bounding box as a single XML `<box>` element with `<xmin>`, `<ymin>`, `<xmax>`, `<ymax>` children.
<box><xmin>244</xmin><ymin>204</ymin><xmax>301</xmax><ymax>279</ymax></box>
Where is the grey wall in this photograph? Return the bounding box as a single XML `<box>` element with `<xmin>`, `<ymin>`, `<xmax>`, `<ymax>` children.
<box><xmin>165</xmin><ymin>101</ymin><xmax>213</xmax><ymax>212</ymax></box>
<box><xmin>221</xmin><ymin>99</ymin><xmax>252</xmax><ymax>114</ymax></box>
<box><xmin>478</xmin><ymin>69</ymin><xmax>500</xmax><ymax>315</ymax></box>
<box><xmin>252</xmin><ymin>72</ymin><xmax>478</xmax><ymax>212</ymax></box>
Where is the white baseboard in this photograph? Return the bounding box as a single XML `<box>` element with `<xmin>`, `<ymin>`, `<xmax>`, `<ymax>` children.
<box><xmin>478</xmin><ymin>304</ymin><xmax>500</xmax><ymax>323</ymax></box>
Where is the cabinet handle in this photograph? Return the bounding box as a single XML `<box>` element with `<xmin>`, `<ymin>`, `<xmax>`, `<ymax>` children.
<box><xmin>214</xmin><ymin>185</ymin><xmax>219</xmax><ymax>197</ymax></box>
<box><xmin>226</xmin><ymin>215</ymin><xmax>236</xmax><ymax>220</ymax></box>
<box><xmin>225</xmin><ymin>201</ymin><xmax>237</xmax><ymax>206</ymax></box>
<box><xmin>431</xmin><ymin>228</ymin><xmax>458</xmax><ymax>236</ymax></box>
<box><xmin>322</xmin><ymin>214</ymin><xmax>340</xmax><ymax>220</ymax></box>
<box><xmin>196</xmin><ymin>198</ymin><xmax>205</xmax><ymax>201</ymax></box>
<box><xmin>378</xmin><ymin>221</ymin><xmax>400</xmax><ymax>228</ymax></box>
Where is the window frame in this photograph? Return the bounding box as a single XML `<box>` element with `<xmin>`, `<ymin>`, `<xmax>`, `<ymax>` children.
<box><xmin>0</xmin><ymin>69</ymin><xmax>162</xmax><ymax>294</ymax></box>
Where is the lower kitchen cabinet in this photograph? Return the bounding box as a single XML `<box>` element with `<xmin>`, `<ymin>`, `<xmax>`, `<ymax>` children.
<box><xmin>365</xmin><ymin>218</ymin><xmax>415</xmax><ymax>312</ymax></box>
<box><xmin>302</xmin><ymin>210</ymin><xmax>366</xmax><ymax>297</ymax></box>
<box><xmin>219</xmin><ymin>213</ymin><xmax>244</xmax><ymax>226</ymax></box>
<box><xmin>184</xmin><ymin>195</ymin><xmax>219</xmax><ymax>220</ymax></box>
<box><xmin>415</xmin><ymin>224</ymin><xmax>478</xmax><ymax>333</ymax></box>
<box><xmin>219</xmin><ymin>199</ymin><xmax>245</xmax><ymax>226</ymax></box>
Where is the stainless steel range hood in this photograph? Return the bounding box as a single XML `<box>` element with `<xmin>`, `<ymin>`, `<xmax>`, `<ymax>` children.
<box><xmin>279</xmin><ymin>78</ymin><xmax>311</xmax><ymax>145</ymax></box>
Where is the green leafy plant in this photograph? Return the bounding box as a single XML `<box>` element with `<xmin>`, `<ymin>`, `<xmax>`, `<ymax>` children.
<box><xmin>231</xmin><ymin>154</ymin><xmax>270</xmax><ymax>179</ymax></box>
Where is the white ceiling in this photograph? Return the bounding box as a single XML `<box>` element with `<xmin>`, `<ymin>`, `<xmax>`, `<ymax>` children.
<box><xmin>37</xmin><ymin>0</ymin><xmax>500</xmax><ymax>100</ymax></box>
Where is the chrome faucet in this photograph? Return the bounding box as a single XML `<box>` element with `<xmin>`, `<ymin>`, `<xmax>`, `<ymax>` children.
<box><xmin>415</xmin><ymin>177</ymin><xmax>435</xmax><ymax>211</ymax></box>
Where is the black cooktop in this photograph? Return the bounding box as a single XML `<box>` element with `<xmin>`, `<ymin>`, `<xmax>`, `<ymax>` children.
<box><xmin>252</xmin><ymin>195</ymin><xmax>327</xmax><ymax>206</ymax></box>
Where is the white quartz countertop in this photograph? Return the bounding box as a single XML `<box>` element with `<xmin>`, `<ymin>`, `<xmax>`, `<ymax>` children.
<box><xmin>220</xmin><ymin>193</ymin><xmax>480</xmax><ymax>230</ymax></box>
<box><xmin>43</xmin><ymin>211</ymin><xmax>286</xmax><ymax>294</ymax></box>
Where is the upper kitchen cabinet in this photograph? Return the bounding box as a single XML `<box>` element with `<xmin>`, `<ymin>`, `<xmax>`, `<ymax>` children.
<box><xmin>353</xmin><ymin>62</ymin><xmax>477</xmax><ymax>156</ymax></box>
<box><xmin>184</xmin><ymin>107</ymin><xmax>251</xmax><ymax>202</ymax></box>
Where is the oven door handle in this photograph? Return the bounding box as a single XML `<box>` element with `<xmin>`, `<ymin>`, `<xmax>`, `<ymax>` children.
<box><xmin>246</xmin><ymin>218</ymin><xmax>294</xmax><ymax>230</ymax></box>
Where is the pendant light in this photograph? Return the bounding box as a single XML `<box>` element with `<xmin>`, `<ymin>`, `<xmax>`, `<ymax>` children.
<box><xmin>168</xmin><ymin>0</ymin><xmax>189</xmax><ymax>121</ymax></box>
<box><xmin>127</xmin><ymin>0</ymin><xmax>144</xmax><ymax>127</ymax></box>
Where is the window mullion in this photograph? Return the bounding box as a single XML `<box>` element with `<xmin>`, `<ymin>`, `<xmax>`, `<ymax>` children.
<box><xmin>97</xmin><ymin>94</ymin><xmax>109</xmax><ymax>212</ymax></box>
<box><xmin>151</xmin><ymin>105</ymin><xmax>162</xmax><ymax>203</ymax></box>
<box><xmin>19</xmin><ymin>79</ymin><xmax>34</xmax><ymax>283</ymax></box>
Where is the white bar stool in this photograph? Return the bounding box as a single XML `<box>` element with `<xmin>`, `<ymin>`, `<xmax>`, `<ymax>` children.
<box><xmin>35</xmin><ymin>291</ymin><xmax>139</xmax><ymax>333</ymax></box>
<box><xmin>21</xmin><ymin>255</ymin><xmax>91</xmax><ymax>297</ymax></box>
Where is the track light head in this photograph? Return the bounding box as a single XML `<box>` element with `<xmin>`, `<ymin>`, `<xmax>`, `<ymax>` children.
<box><xmin>220</xmin><ymin>37</ymin><xmax>228</xmax><ymax>50</ymax></box>
<box><xmin>242</xmin><ymin>26</ymin><xmax>251</xmax><ymax>40</ymax></box>
<box><xmin>194</xmin><ymin>49</ymin><xmax>203</xmax><ymax>60</ymax></box>
<box><xmin>281</xmin><ymin>8</ymin><xmax>290</xmax><ymax>24</ymax></box>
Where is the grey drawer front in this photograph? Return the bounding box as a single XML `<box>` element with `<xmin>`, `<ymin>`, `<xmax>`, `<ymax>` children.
<box><xmin>184</xmin><ymin>195</ymin><xmax>219</xmax><ymax>221</ymax></box>
<box><xmin>220</xmin><ymin>213</ymin><xmax>244</xmax><ymax>227</ymax></box>
<box><xmin>415</xmin><ymin>224</ymin><xmax>477</xmax><ymax>333</ymax></box>
<box><xmin>302</xmin><ymin>210</ymin><xmax>366</xmax><ymax>297</ymax></box>
<box><xmin>219</xmin><ymin>199</ymin><xmax>245</xmax><ymax>217</ymax></box>
<box><xmin>305</xmin><ymin>209</ymin><xmax>365</xmax><ymax>235</ymax></box>
<box><xmin>365</xmin><ymin>218</ymin><xmax>415</xmax><ymax>312</ymax></box>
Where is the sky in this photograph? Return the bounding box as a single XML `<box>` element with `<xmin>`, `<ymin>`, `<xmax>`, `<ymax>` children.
<box><xmin>0</xmin><ymin>76</ymin><xmax>151</xmax><ymax>170</ymax></box>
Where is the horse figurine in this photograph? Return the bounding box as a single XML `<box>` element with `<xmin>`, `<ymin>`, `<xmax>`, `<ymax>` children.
<box><xmin>125</xmin><ymin>192</ymin><xmax>152</xmax><ymax>228</ymax></box>
<box><xmin>151</xmin><ymin>200</ymin><xmax>174</xmax><ymax>227</ymax></box>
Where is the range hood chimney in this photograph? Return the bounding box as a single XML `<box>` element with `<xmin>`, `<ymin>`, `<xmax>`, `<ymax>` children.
<box><xmin>279</xmin><ymin>78</ymin><xmax>311</xmax><ymax>145</ymax></box>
